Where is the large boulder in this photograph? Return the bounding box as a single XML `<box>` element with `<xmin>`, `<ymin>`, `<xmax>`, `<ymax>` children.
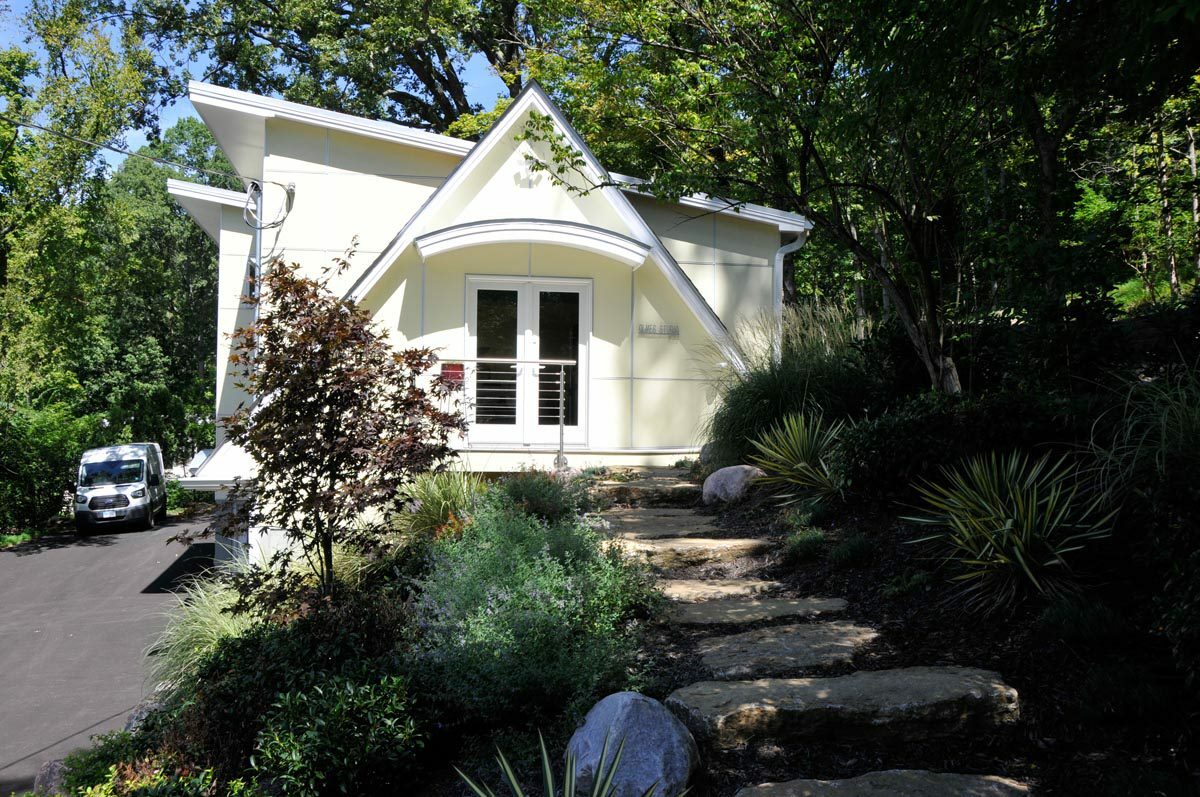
<box><xmin>566</xmin><ymin>692</ymin><xmax>699</xmax><ymax>797</ymax></box>
<box><xmin>702</xmin><ymin>465</ymin><xmax>765</xmax><ymax>505</ymax></box>
<box><xmin>34</xmin><ymin>758</ymin><xmax>67</xmax><ymax>795</ymax></box>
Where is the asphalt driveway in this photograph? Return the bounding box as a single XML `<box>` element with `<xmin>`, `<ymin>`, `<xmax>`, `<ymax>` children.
<box><xmin>0</xmin><ymin>517</ymin><xmax>213</xmax><ymax>795</ymax></box>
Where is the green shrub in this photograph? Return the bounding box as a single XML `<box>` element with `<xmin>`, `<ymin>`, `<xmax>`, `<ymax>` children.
<box><xmin>749</xmin><ymin>412</ymin><xmax>845</xmax><ymax>509</ymax></box>
<box><xmin>704</xmin><ymin>304</ymin><xmax>876</xmax><ymax>467</ymax></box>
<box><xmin>395</xmin><ymin>469</ymin><xmax>486</xmax><ymax>540</ymax></box>
<box><xmin>253</xmin><ymin>674</ymin><xmax>422</xmax><ymax>797</ymax></box>
<box><xmin>1091</xmin><ymin>365</ymin><xmax>1200</xmax><ymax>503</ymax></box>
<box><xmin>906</xmin><ymin>452</ymin><xmax>1115</xmax><ymax>614</ymax></box>
<box><xmin>882</xmin><ymin>568</ymin><xmax>934</xmax><ymax>599</ymax></box>
<box><xmin>839</xmin><ymin>391</ymin><xmax>1077</xmax><ymax>500</ymax></box>
<box><xmin>78</xmin><ymin>764</ymin><xmax>246</xmax><ymax>797</ymax></box>
<box><xmin>62</xmin><ymin>731</ymin><xmax>151</xmax><ymax>793</ymax></box>
<box><xmin>412</xmin><ymin>495</ymin><xmax>657</xmax><ymax>726</ymax></box>
<box><xmin>147</xmin><ymin>575</ymin><xmax>257</xmax><ymax>689</ymax></box>
<box><xmin>0</xmin><ymin>400</ymin><xmax>104</xmax><ymax>528</ymax></box>
<box><xmin>165</xmin><ymin>480</ymin><xmax>215</xmax><ymax>512</ymax></box>
<box><xmin>829</xmin><ymin>533</ymin><xmax>873</xmax><ymax>569</ymax></box>
<box><xmin>783</xmin><ymin>529</ymin><xmax>826</xmax><ymax>564</ymax></box>
<box><xmin>501</xmin><ymin>469</ymin><xmax>589</xmax><ymax>522</ymax></box>
<box><xmin>161</xmin><ymin>586</ymin><xmax>412</xmax><ymax>779</ymax></box>
<box><xmin>1035</xmin><ymin>596</ymin><xmax>1129</xmax><ymax>646</ymax></box>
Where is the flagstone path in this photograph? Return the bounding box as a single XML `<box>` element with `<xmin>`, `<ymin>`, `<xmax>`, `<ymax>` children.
<box><xmin>594</xmin><ymin>470</ymin><xmax>1032</xmax><ymax>795</ymax></box>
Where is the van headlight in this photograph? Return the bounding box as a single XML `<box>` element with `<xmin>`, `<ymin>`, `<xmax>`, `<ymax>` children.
<box><xmin>76</xmin><ymin>493</ymin><xmax>86</xmax><ymax>503</ymax></box>
<box><xmin>132</xmin><ymin>488</ymin><xmax>146</xmax><ymax>498</ymax></box>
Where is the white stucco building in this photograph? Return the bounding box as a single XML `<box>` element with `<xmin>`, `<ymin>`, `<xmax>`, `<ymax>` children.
<box><xmin>170</xmin><ymin>80</ymin><xmax>810</xmax><ymax>486</ymax></box>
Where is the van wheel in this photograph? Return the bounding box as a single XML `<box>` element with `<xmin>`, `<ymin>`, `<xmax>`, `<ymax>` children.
<box><xmin>143</xmin><ymin>508</ymin><xmax>156</xmax><ymax>531</ymax></box>
<box><xmin>75</xmin><ymin>518</ymin><xmax>92</xmax><ymax>536</ymax></box>
<box><xmin>155</xmin><ymin>499</ymin><xmax>168</xmax><ymax>523</ymax></box>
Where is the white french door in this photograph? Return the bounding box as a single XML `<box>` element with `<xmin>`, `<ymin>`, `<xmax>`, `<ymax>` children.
<box><xmin>465</xmin><ymin>277</ymin><xmax>590</xmax><ymax>446</ymax></box>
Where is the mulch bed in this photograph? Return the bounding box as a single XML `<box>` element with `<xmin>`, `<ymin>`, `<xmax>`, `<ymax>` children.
<box><xmin>638</xmin><ymin>493</ymin><xmax>1199</xmax><ymax>797</ymax></box>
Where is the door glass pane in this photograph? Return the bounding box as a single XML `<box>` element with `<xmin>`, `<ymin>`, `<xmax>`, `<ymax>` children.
<box><xmin>475</xmin><ymin>289</ymin><xmax>518</xmax><ymax>425</ymax></box>
<box><xmin>537</xmin><ymin>291</ymin><xmax>579</xmax><ymax>426</ymax></box>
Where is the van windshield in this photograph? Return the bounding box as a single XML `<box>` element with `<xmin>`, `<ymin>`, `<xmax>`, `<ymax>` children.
<box><xmin>81</xmin><ymin>460</ymin><xmax>144</xmax><ymax>486</ymax></box>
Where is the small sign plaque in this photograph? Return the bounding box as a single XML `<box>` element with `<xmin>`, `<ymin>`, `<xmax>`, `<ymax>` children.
<box><xmin>638</xmin><ymin>323</ymin><xmax>680</xmax><ymax>337</ymax></box>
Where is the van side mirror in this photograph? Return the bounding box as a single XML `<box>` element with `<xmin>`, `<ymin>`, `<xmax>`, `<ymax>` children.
<box><xmin>148</xmin><ymin>473</ymin><xmax>161</xmax><ymax>487</ymax></box>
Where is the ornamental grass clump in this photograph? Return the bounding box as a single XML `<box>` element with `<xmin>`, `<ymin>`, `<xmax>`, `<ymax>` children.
<box><xmin>906</xmin><ymin>452</ymin><xmax>1116</xmax><ymax>614</ymax></box>
<box><xmin>412</xmin><ymin>492</ymin><xmax>658</xmax><ymax>727</ymax></box>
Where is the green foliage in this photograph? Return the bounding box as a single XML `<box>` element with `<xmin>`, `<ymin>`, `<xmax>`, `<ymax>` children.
<box><xmin>906</xmin><ymin>453</ymin><xmax>1116</xmax><ymax>614</ymax></box>
<box><xmin>1035</xmin><ymin>596</ymin><xmax>1129</xmax><ymax>647</ymax></box>
<box><xmin>395</xmin><ymin>469</ymin><xmax>486</xmax><ymax>540</ymax></box>
<box><xmin>458</xmin><ymin>732</ymin><xmax>678</xmax><ymax>797</ymax></box>
<box><xmin>881</xmin><ymin>569</ymin><xmax>934</xmax><ymax>599</ymax></box>
<box><xmin>748</xmin><ymin>412</ymin><xmax>846</xmax><ymax>509</ymax></box>
<box><xmin>62</xmin><ymin>732</ymin><xmax>152</xmax><ymax>794</ymax></box>
<box><xmin>782</xmin><ymin>529</ymin><xmax>826</xmax><ymax>565</ymax></box>
<box><xmin>146</xmin><ymin>574</ymin><xmax>258</xmax><ymax>690</ymax></box>
<box><xmin>0</xmin><ymin>399</ymin><xmax>104</xmax><ymax>528</ymax></box>
<box><xmin>704</xmin><ymin>304</ymin><xmax>875</xmax><ymax>466</ymax></box>
<box><xmin>500</xmin><ymin>469</ymin><xmax>590</xmax><ymax>523</ymax></box>
<box><xmin>412</xmin><ymin>493</ymin><xmax>657</xmax><ymax>727</ymax></box>
<box><xmin>161</xmin><ymin>587</ymin><xmax>413</xmax><ymax>779</ymax></box>
<box><xmin>829</xmin><ymin>533</ymin><xmax>873</xmax><ymax>570</ymax></box>
<box><xmin>165</xmin><ymin>479</ymin><xmax>214</xmax><ymax>512</ymax></box>
<box><xmin>839</xmin><ymin>391</ymin><xmax>1074</xmax><ymax>500</ymax></box>
<box><xmin>79</xmin><ymin>765</ymin><xmax>241</xmax><ymax>797</ymax></box>
<box><xmin>253</xmin><ymin>674</ymin><xmax>422</xmax><ymax>797</ymax></box>
<box><xmin>1091</xmin><ymin>365</ymin><xmax>1200</xmax><ymax>502</ymax></box>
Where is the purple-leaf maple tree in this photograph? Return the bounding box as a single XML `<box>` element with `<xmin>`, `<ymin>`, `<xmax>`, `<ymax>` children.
<box><xmin>221</xmin><ymin>255</ymin><xmax>465</xmax><ymax>596</ymax></box>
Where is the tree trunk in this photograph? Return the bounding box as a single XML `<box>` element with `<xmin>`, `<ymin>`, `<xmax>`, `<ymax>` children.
<box><xmin>1188</xmin><ymin>123</ymin><xmax>1199</xmax><ymax>285</ymax></box>
<box><xmin>1157</xmin><ymin>126</ymin><xmax>1180</xmax><ymax>297</ymax></box>
<box><xmin>782</xmin><ymin>248</ymin><xmax>798</xmax><ymax>305</ymax></box>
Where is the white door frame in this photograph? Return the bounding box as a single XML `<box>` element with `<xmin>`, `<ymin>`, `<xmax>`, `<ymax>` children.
<box><xmin>465</xmin><ymin>275</ymin><xmax>591</xmax><ymax>448</ymax></box>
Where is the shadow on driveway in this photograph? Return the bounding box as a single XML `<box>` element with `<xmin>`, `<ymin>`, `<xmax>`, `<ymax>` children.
<box><xmin>0</xmin><ymin>533</ymin><xmax>120</xmax><ymax>557</ymax></box>
<box><xmin>142</xmin><ymin>543</ymin><xmax>215</xmax><ymax>594</ymax></box>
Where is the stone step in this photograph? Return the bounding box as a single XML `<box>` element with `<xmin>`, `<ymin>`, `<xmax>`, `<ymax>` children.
<box><xmin>666</xmin><ymin>666</ymin><xmax>1020</xmax><ymax>748</ymax></box>
<box><xmin>604</xmin><ymin>507</ymin><xmax>718</xmax><ymax>539</ymax></box>
<box><xmin>618</xmin><ymin>537</ymin><xmax>772</xmax><ymax>569</ymax></box>
<box><xmin>670</xmin><ymin>597</ymin><xmax>847</xmax><ymax>625</ymax></box>
<box><xmin>735</xmin><ymin>770</ymin><xmax>1030</xmax><ymax>796</ymax></box>
<box><xmin>698</xmin><ymin>621</ymin><xmax>879</xmax><ymax>678</ymax></box>
<box><xmin>662</xmin><ymin>578</ymin><xmax>785</xmax><ymax>602</ymax></box>
<box><xmin>591</xmin><ymin>468</ymin><xmax>702</xmax><ymax>506</ymax></box>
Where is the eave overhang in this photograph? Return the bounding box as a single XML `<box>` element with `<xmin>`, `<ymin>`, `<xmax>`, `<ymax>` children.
<box><xmin>414</xmin><ymin>219</ymin><xmax>651</xmax><ymax>268</ymax></box>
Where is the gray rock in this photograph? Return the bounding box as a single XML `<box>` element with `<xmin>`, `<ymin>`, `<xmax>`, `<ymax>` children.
<box><xmin>567</xmin><ymin>692</ymin><xmax>699</xmax><ymax>797</ymax></box>
<box><xmin>669</xmin><ymin>596</ymin><xmax>847</xmax><ymax>625</ymax></box>
<box><xmin>702</xmin><ymin>465</ymin><xmax>765</xmax><ymax>505</ymax></box>
<box><xmin>124</xmin><ymin>698</ymin><xmax>163</xmax><ymax>732</ymax></box>
<box><xmin>34</xmin><ymin>758</ymin><xmax>67</xmax><ymax>795</ymax></box>
<box><xmin>618</xmin><ymin>536</ymin><xmax>773</xmax><ymax>568</ymax></box>
<box><xmin>735</xmin><ymin>770</ymin><xmax>1031</xmax><ymax>796</ymax></box>
<box><xmin>666</xmin><ymin>666</ymin><xmax>1020</xmax><ymax>748</ymax></box>
<box><xmin>697</xmin><ymin>621</ymin><xmax>879</xmax><ymax>678</ymax></box>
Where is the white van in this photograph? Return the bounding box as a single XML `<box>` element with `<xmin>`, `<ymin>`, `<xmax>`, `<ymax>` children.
<box><xmin>74</xmin><ymin>443</ymin><xmax>168</xmax><ymax>533</ymax></box>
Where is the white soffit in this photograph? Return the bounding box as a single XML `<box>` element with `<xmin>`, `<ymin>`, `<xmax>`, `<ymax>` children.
<box><xmin>415</xmin><ymin>219</ymin><xmax>651</xmax><ymax>268</ymax></box>
<box><xmin>187</xmin><ymin>81</ymin><xmax>473</xmax><ymax>181</ymax></box>
<box><xmin>179</xmin><ymin>440</ymin><xmax>257</xmax><ymax>490</ymax></box>
<box><xmin>166</xmin><ymin>179</ymin><xmax>247</xmax><ymax>241</ymax></box>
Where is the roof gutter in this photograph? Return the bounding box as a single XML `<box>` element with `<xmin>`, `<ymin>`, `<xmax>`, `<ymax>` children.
<box><xmin>773</xmin><ymin>231</ymin><xmax>809</xmax><ymax>360</ymax></box>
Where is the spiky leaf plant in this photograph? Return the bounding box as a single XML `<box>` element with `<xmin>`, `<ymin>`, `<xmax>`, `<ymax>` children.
<box><xmin>905</xmin><ymin>452</ymin><xmax>1116</xmax><ymax>614</ymax></box>
<box><xmin>748</xmin><ymin>412</ymin><xmax>846</xmax><ymax>508</ymax></box>
<box><xmin>457</xmin><ymin>732</ymin><xmax>683</xmax><ymax>797</ymax></box>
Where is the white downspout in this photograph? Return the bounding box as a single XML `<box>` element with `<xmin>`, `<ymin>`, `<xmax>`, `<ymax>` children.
<box><xmin>773</xmin><ymin>230</ymin><xmax>809</xmax><ymax>360</ymax></box>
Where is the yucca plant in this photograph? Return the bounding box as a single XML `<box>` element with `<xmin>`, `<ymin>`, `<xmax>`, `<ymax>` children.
<box><xmin>905</xmin><ymin>452</ymin><xmax>1116</xmax><ymax>614</ymax></box>
<box><xmin>458</xmin><ymin>732</ymin><xmax>683</xmax><ymax>797</ymax></box>
<box><xmin>748</xmin><ymin>412</ymin><xmax>846</xmax><ymax>508</ymax></box>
